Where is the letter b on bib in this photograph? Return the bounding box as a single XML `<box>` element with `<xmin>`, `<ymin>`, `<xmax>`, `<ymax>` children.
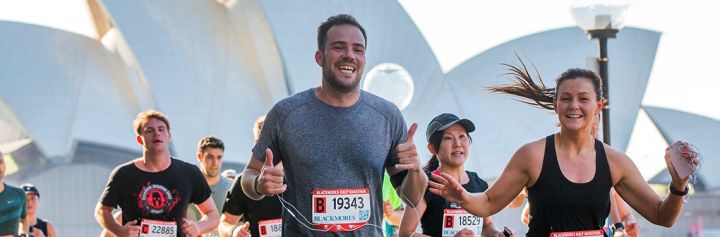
<box><xmin>315</xmin><ymin>197</ymin><xmax>326</xmax><ymax>213</ymax></box>
<box><xmin>444</xmin><ymin>216</ymin><xmax>454</xmax><ymax>228</ymax></box>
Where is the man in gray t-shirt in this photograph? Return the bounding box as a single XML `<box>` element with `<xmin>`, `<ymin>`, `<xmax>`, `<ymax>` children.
<box><xmin>238</xmin><ymin>14</ymin><xmax>428</xmax><ymax>236</ymax></box>
<box><xmin>187</xmin><ymin>136</ymin><xmax>232</xmax><ymax>237</ymax></box>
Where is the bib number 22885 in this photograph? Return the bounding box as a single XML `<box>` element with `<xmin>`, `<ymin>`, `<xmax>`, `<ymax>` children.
<box><xmin>139</xmin><ymin>219</ymin><xmax>176</xmax><ymax>237</ymax></box>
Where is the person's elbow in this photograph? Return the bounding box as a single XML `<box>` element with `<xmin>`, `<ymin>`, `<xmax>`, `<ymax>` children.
<box><xmin>203</xmin><ymin>208</ymin><xmax>221</xmax><ymax>229</ymax></box>
<box><xmin>94</xmin><ymin>203</ymin><xmax>106</xmax><ymax>224</ymax></box>
<box><xmin>654</xmin><ymin>218</ymin><xmax>675</xmax><ymax>228</ymax></box>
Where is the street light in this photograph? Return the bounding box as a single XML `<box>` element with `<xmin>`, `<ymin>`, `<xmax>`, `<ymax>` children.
<box><xmin>362</xmin><ymin>63</ymin><xmax>415</xmax><ymax>111</ymax></box>
<box><xmin>571</xmin><ymin>0</ymin><xmax>629</xmax><ymax>145</ymax></box>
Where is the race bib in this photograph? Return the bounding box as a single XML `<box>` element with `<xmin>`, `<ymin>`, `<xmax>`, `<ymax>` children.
<box><xmin>441</xmin><ymin>209</ymin><xmax>482</xmax><ymax>237</ymax></box>
<box><xmin>258</xmin><ymin>218</ymin><xmax>282</xmax><ymax>237</ymax></box>
<box><xmin>311</xmin><ymin>188</ymin><xmax>371</xmax><ymax>232</ymax></box>
<box><xmin>550</xmin><ymin>230</ymin><xmax>605</xmax><ymax>237</ymax></box>
<box><xmin>139</xmin><ymin>219</ymin><xmax>177</xmax><ymax>237</ymax></box>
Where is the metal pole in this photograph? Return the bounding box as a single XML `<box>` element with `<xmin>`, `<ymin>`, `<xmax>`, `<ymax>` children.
<box><xmin>588</xmin><ymin>29</ymin><xmax>617</xmax><ymax>145</ymax></box>
<box><xmin>598</xmin><ymin>36</ymin><xmax>610</xmax><ymax>145</ymax></box>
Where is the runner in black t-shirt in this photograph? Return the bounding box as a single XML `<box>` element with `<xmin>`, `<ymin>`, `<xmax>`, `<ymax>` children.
<box><xmin>219</xmin><ymin>115</ymin><xmax>283</xmax><ymax>237</ymax></box>
<box><xmin>221</xmin><ymin>174</ymin><xmax>283</xmax><ymax>237</ymax></box>
<box><xmin>95</xmin><ymin>110</ymin><xmax>220</xmax><ymax>237</ymax></box>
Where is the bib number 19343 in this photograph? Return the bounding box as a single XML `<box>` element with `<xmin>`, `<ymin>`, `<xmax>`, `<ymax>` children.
<box><xmin>312</xmin><ymin>188</ymin><xmax>371</xmax><ymax>232</ymax></box>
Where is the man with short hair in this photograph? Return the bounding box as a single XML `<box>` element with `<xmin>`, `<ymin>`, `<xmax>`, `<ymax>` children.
<box><xmin>0</xmin><ymin>150</ymin><xmax>29</xmax><ymax>237</ymax></box>
<box><xmin>95</xmin><ymin>109</ymin><xmax>220</xmax><ymax>237</ymax></box>
<box><xmin>187</xmin><ymin>136</ymin><xmax>233</xmax><ymax>237</ymax></box>
<box><xmin>240</xmin><ymin>14</ymin><xmax>427</xmax><ymax>236</ymax></box>
<box><xmin>21</xmin><ymin>183</ymin><xmax>57</xmax><ymax>237</ymax></box>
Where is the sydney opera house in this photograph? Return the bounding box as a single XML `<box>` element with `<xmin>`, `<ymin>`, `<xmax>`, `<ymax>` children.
<box><xmin>1</xmin><ymin>0</ymin><xmax>717</xmax><ymax>236</ymax></box>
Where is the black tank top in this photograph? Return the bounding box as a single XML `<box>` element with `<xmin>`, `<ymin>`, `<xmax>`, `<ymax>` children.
<box><xmin>421</xmin><ymin>171</ymin><xmax>488</xmax><ymax>237</ymax></box>
<box><xmin>30</xmin><ymin>218</ymin><xmax>48</xmax><ymax>236</ymax></box>
<box><xmin>526</xmin><ymin>135</ymin><xmax>611</xmax><ymax>237</ymax></box>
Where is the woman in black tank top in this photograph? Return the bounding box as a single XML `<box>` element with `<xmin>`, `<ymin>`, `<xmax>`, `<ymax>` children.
<box><xmin>21</xmin><ymin>183</ymin><xmax>58</xmax><ymax>237</ymax></box>
<box><xmin>397</xmin><ymin>113</ymin><xmax>514</xmax><ymax>237</ymax></box>
<box><xmin>427</xmin><ymin>66</ymin><xmax>698</xmax><ymax>236</ymax></box>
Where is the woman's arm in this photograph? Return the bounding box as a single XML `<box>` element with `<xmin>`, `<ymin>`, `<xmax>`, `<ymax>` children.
<box><xmin>610</xmin><ymin>142</ymin><xmax>695</xmax><ymax>227</ymax></box>
<box><xmin>429</xmin><ymin>143</ymin><xmax>539</xmax><ymax>217</ymax></box>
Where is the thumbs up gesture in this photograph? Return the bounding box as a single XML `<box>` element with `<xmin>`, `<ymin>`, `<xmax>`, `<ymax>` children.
<box><xmin>395</xmin><ymin>123</ymin><xmax>420</xmax><ymax>171</ymax></box>
<box><xmin>256</xmin><ymin>148</ymin><xmax>286</xmax><ymax>196</ymax></box>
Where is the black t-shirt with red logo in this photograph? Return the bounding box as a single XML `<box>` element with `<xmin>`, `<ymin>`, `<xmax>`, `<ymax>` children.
<box><xmin>100</xmin><ymin>158</ymin><xmax>211</xmax><ymax>236</ymax></box>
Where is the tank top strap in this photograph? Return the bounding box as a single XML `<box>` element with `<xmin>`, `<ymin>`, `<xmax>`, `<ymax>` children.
<box><xmin>539</xmin><ymin>134</ymin><xmax>561</xmax><ymax>181</ymax></box>
<box><xmin>34</xmin><ymin>218</ymin><xmax>48</xmax><ymax>235</ymax></box>
<box><xmin>594</xmin><ymin>139</ymin><xmax>612</xmax><ymax>185</ymax></box>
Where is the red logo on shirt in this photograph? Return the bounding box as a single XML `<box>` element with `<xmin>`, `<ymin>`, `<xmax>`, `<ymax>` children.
<box><xmin>137</xmin><ymin>183</ymin><xmax>179</xmax><ymax>215</ymax></box>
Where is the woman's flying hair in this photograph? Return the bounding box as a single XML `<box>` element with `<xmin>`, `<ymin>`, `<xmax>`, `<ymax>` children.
<box><xmin>487</xmin><ymin>53</ymin><xmax>603</xmax><ymax>110</ymax></box>
<box><xmin>487</xmin><ymin>54</ymin><xmax>555</xmax><ymax>110</ymax></box>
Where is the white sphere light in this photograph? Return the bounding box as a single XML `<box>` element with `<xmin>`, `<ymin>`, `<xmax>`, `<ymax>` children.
<box><xmin>362</xmin><ymin>63</ymin><xmax>414</xmax><ymax>111</ymax></box>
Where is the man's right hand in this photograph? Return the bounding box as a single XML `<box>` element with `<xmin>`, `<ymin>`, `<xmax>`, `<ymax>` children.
<box><xmin>118</xmin><ymin>221</ymin><xmax>140</xmax><ymax>237</ymax></box>
<box><xmin>232</xmin><ymin>222</ymin><xmax>251</xmax><ymax>237</ymax></box>
<box><xmin>257</xmin><ymin>148</ymin><xmax>286</xmax><ymax>196</ymax></box>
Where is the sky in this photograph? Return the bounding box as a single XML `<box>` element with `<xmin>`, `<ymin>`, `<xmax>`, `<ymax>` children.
<box><xmin>1</xmin><ymin>0</ymin><xmax>717</xmax><ymax>178</ymax></box>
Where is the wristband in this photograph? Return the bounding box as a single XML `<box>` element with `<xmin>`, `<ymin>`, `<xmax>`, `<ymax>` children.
<box><xmin>254</xmin><ymin>175</ymin><xmax>264</xmax><ymax>196</ymax></box>
<box><xmin>669</xmin><ymin>184</ymin><xmax>689</xmax><ymax>196</ymax></box>
<box><xmin>612</xmin><ymin>222</ymin><xmax>625</xmax><ymax>233</ymax></box>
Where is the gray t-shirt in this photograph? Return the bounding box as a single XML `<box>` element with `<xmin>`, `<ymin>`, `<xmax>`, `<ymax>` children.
<box><xmin>187</xmin><ymin>176</ymin><xmax>232</xmax><ymax>237</ymax></box>
<box><xmin>253</xmin><ymin>89</ymin><xmax>406</xmax><ymax>236</ymax></box>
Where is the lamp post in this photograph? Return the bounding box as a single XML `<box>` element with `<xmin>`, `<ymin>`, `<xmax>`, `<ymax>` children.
<box><xmin>571</xmin><ymin>1</ymin><xmax>629</xmax><ymax>145</ymax></box>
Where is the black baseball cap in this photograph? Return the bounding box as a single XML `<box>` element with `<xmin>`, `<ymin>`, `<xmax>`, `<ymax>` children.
<box><xmin>21</xmin><ymin>183</ymin><xmax>39</xmax><ymax>197</ymax></box>
<box><xmin>426</xmin><ymin>113</ymin><xmax>475</xmax><ymax>143</ymax></box>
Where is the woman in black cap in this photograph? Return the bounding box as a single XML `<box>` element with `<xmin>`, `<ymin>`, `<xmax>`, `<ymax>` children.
<box><xmin>398</xmin><ymin>113</ymin><xmax>514</xmax><ymax>237</ymax></box>
<box><xmin>427</xmin><ymin>64</ymin><xmax>699</xmax><ymax>237</ymax></box>
<box><xmin>21</xmin><ymin>183</ymin><xmax>57</xmax><ymax>237</ymax></box>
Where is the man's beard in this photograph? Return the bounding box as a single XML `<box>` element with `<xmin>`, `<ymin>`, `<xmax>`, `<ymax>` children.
<box><xmin>323</xmin><ymin>60</ymin><xmax>361</xmax><ymax>93</ymax></box>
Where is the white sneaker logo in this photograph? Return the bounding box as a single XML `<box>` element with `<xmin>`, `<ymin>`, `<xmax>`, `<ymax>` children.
<box><xmin>7</xmin><ymin>200</ymin><xmax>14</xmax><ymax>205</ymax></box>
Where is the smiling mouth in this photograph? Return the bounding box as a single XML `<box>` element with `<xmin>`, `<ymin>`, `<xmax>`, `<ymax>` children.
<box><xmin>338</xmin><ymin>64</ymin><xmax>356</xmax><ymax>74</ymax></box>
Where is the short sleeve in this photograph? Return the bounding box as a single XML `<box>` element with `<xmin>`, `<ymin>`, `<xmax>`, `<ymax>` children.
<box><xmin>20</xmin><ymin>191</ymin><xmax>27</xmax><ymax>218</ymax></box>
<box><xmin>190</xmin><ymin>166</ymin><xmax>212</xmax><ymax>205</ymax></box>
<box><xmin>99</xmin><ymin>166</ymin><xmax>123</xmax><ymax>207</ymax></box>
<box><xmin>221</xmin><ymin>175</ymin><xmax>247</xmax><ymax>216</ymax></box>
<box><xmin>385</xmin><ymin>106</ymin><xmax>407</xmax><ymax>167</ymax></box>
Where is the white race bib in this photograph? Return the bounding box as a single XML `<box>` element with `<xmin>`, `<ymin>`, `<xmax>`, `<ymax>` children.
<box><xmin>258</xmin><ymin>218</ymin><xmax>282</xmax><ymax>237</ymax></box>
<box><xmin>311</xmin><ymin>188</ymin><xmax>371</xmax><ymax>232</ymax></box>
<box><xmin>550</xmin><ymin>230</ymin><xmax>605</xmax><ymax>237</ymax></box>
<box><xmin>139</xmin><ymin>219</ymin><xmax>177</xmax><ymax>237</ymax></box>
<box><xmin>441</xmin><ymin>209</ymin><xmax>482</xmax><ymax>237</ymax></box>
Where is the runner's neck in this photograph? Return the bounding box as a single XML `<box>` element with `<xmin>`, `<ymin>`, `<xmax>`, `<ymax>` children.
<box><xmin>438</xmin><ymin>166</ymin><xmax>469</xmax><ymax>185</ymax></box>
<box><xmin>138</xmin><ymin>152</ymin><xmax>172</xmax><ymax>172</ymax></box>
<box><xmin>315</xmin><ymin>86</ymin><xmax>360</xmax><ymax>107</ymax></box>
